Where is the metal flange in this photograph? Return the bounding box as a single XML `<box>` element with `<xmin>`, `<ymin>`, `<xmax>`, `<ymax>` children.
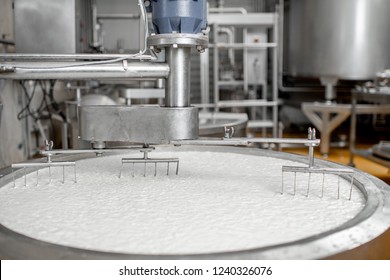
<box><xmin>147</xmin><ymin>33</ymin><xmax>208</xmax><ymax>53</ymax></box>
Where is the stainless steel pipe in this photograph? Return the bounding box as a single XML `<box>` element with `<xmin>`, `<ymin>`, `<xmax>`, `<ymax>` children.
<box><xmin>0</xmin><ymin>61</ymin><xmax>169</xmax><ymax>80</ymax></box>
<box><xmin>165</xmin><ymin>47</ymin><xmax>191</xmax><ymax>107</ymax></box>
<box><xmin>0</xmin><ymin>54</ymin><xmax>153</xmax><ymax>60</ymax></box>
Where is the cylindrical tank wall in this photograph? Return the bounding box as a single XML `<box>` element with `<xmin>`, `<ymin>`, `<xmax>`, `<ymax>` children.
<box><xmin>287</xmin><ymin>0</ymin><xmax>390</xmax><ymax>80</ymax></box>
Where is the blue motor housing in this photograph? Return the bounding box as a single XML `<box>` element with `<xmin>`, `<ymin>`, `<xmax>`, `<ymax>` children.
<box><xmin>150</xmin><ymin>0</ymin><xmax>207</xmax><ymax>34</ymax></box>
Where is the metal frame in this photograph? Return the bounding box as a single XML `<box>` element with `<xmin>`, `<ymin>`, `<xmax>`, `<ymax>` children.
<box><xmin>208</xmin><ymin>12</ymin><xmax>279</xmax><ymax>137</ymax></box>
<box><xmin>303</xmin><ymin>102</ymin><xmax>390</xmax><ymax>155</ymax></box>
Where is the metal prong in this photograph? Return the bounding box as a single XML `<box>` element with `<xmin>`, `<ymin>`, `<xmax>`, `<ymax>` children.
<box><xmin>24</xmin><ymin>167</ymin><xmax>27</xmax><ymax>186</ymax></box>
<box><xmin>349</xmin><ymin>174</ymin><xmax>354</xmax><ymax>200</ymax></box>
<box><xmin>321</xmin><ymin>173</ymin><xmax>325</xmax><ymax>198</ymax></box>
<box><xmin>132</xmin><ymin>162</ymin><xmax>135</xmax><ymax>177</ymax></box>
<box><xmin>337</xmin><ymin>174</ymin><xmax>340</xmax><ymax>200</ymax></box>
<box><xmin>11</xmin><ymin>161</ymin><xmax>76</xmax><ymax>185</ymax></box>
<box><xmin>281</xmin><ymin>171</ymin><xmax>284</xmax><ymax>194</ymax></box>
<box><xmin>12</xmin><ymin>168</ymin><xmax>15</xmax><ymax>188</ymax></box>
<box><xmin>74</xmin><ymin>165</ymin><xmax>77</xmax><ymax>183</ymax></box>
<box><xmin>49</xmin><ymin>165</ymin><xmax>51</xmax><ymax>184</ymax></box>
<box><xmin>293</xmin><ymin>172</ymin><xmax>297</xmax><ymax>196</ymax></box>
<box><xmin>306</xmin><ymin>172</ymin><xmax>311</xmax><ymax>197</ymax></box>
<box><xmin>119</xmin><ymin>162</ymin><xmax>123</xmax><ymax>178</ymax></box>
<box><xmin>120</xmin><ymin>149</ymin><xmax>179</xmax><ymax>178</ymax></box>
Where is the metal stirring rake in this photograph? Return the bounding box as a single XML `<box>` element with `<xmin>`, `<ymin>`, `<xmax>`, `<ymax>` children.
<box><xmin>11</xmin><ymin>140</ymin><xmax>77</xmax><ymax>187</ymax></box>
<box><xmin>119</xmin><ymin>146</ymin><xmax>179</xmax><ymax>177</ymax></box>
<box><xmin>281</xmin><ymin>128</ymin><xmax>355</xmax><ymax>200</ymax></box>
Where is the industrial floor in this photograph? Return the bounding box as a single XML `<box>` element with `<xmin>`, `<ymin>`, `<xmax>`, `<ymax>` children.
<box><xmin>283</xmin><ymin>144</ymin><xmax>390</xmax><ymax>259</ymax></box>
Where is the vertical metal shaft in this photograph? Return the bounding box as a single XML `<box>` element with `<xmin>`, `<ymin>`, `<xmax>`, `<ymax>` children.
<box><xmin>165</xmin><ymin>47</ymin><xmax>191</xmax><ymax>107</ymax></box>
<box><xmin>308</xmin><ymin>146</ymin><xmax>314</xmax><ymax>168</ymax></box>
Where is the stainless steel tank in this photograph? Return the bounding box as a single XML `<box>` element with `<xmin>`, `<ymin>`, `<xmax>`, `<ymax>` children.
<box><xmin>0</xmin><ymin>146</ymin><xmax>389</xmax><ymax>259</ymax></box>
<box><xmin>287</xmin><ymin>0</ymin><xmax>390</xmax><ymax>80</ymax></box>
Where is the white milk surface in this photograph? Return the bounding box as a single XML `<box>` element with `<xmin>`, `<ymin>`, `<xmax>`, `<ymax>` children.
<box><xmin>0</xmin><ymin>151</ymin><xmax>365</xmax><ymax>255</ymax></box>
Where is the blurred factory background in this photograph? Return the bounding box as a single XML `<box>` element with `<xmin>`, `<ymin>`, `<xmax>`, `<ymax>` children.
<box><xmin>0</xmin><ymin>0</ymin><xmax>389</xmax><ymax>181</ymax></box>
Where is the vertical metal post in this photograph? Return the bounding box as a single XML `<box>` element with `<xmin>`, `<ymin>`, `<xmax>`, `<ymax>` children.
<box><xmin>165</xmin><ymin>47</ymin><xmax>191</xmax><ymax>107</ymax></box>
<box><xmin>243</xmin><ymin>28</ymin><xmax>249</xmax><ymax>94</ymax></box>
<box><xmin>62</xmin><ymin>122</ymin><xmax>68</xmax><ymax>149</ymax></box>
<box><xmin>272</xmin><ymin>11</ymin><xmax>279</xmax><ymax>138</ymax></box>
<box><xmin>200</xmin><ymin>49</ymin><xmax>210</xmax><ymax>106</ymax></box>
<box><xmin>213</xmin><ymin>24</ymin><xmax>220</xmax><ymax>112</ymax></box>
<box><xmin>91</xmin><ymin>0</ymin><xmax>99</xmax><ymax>48</ymax></box>
<box><xmin>349</xmin><ymin>91</ymin><xmax>357</xmax><ymax>166</ymax></box>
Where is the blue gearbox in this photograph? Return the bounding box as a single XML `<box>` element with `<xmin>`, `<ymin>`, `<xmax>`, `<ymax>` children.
<box><xmin>150</xmin><ymin>0</ymin><xmax>207</xmax><ymax>34</ymax></box>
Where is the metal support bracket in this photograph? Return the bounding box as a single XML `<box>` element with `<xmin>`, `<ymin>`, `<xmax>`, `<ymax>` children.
<box><xmin>302</xmin><ymin>102</ymin><xmax>351</xmax><ymax>155</ymax></box>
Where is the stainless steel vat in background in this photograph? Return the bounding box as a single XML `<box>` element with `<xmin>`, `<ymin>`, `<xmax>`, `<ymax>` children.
<box><xmin>13</xmin><ymin>0</ymin><xmax>91</xmax><ymax>53</ymax></box>
<box><xmin>287</xmin><ymin>0</ymin><xmax>390</xmax><ymax>81</ymax></box>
